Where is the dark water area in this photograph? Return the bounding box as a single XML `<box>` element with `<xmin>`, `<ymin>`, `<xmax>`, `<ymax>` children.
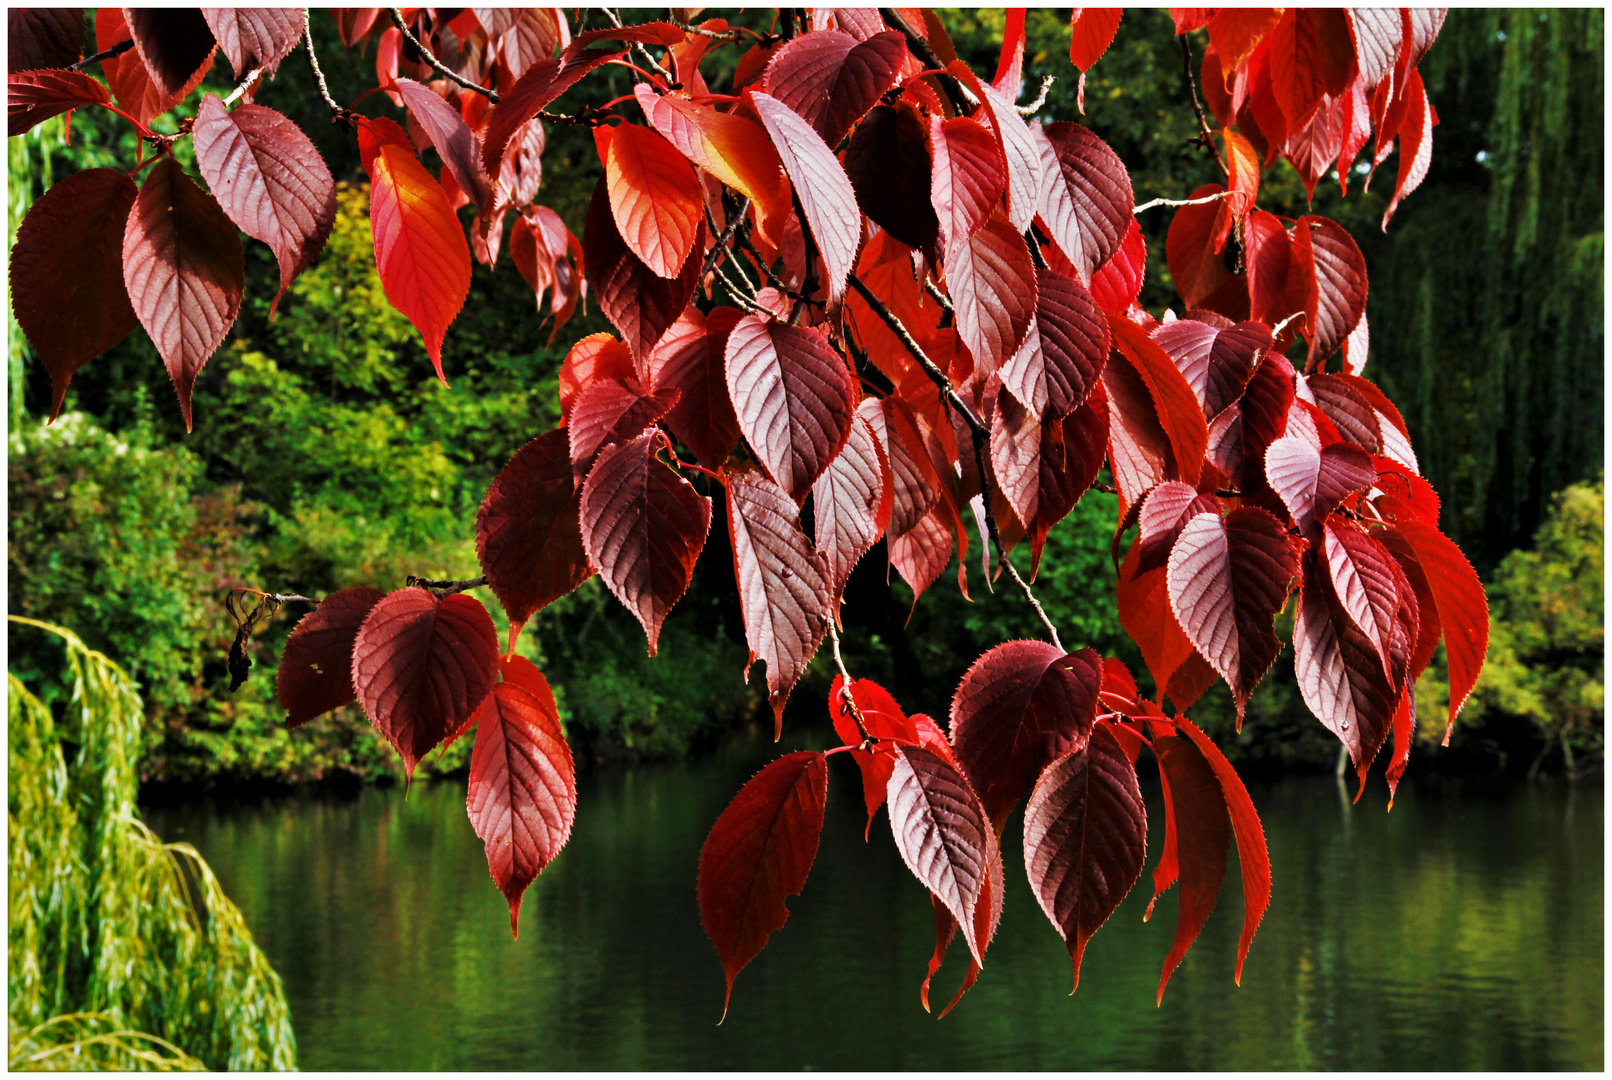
<box><xmin>144</xmin><ymin>736</ymin><xmax>1603</xmax><ymax>1071</ymax></box>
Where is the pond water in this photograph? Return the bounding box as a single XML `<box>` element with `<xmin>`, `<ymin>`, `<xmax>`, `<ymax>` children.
<box><xmin>144</xmin><ymin>737</ymin><xmax>1603</xmax><ymax>1071</ymax></box>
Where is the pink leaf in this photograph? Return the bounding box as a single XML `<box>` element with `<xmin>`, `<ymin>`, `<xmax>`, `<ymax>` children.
<box><xmin>1034</xmin><ymin>121</ymin><xmax>1133</xmax><ymax>284</ymax></box>
<box><xmin>813</xmin><ymin>413</ymin><xmax>893</xmax><ymax>603</ymax></box>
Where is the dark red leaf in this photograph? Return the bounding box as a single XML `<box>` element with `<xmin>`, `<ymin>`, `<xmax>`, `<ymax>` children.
<box><xmin>990</xmin><ymin>385</ymin><xmax>1104</xmax><ymax>576</ymax></box>
<box><xmin>96</xmin><ymin>8</ymin><xmax>209</xmax><ymax>126</ymax></box>
<box><xmin>125</xmin><ymin>8</ymin><xmax>216</xmax><ymax>99</ymax></box>
<box><xmin>1266</xmin><ymin>8</ymin><xmax>1355</xmax><ymax>130</ymax></box>
<box><xmin>467</xmin><ymin>677</ymin><xmax>576</xmax><ymax>935</ymax></box>
<box><xmin>1244</xmin><ymin>209</ymin><xmax>1308</xmax><ymax>336</ymax></box>
<box><xmin>1323</xmin><ymin>517</ymin><xmax>1401</xmax><ymax>683</ymax></box>
<box><xmin>1294</xmin><ymin>550</ymin><xmax>1396</xmax><ymax>779</ymax></box>
<box><xmin>1230</xmin><ymin>349</ymin><xmax>1298</xmax><ymax>493</ymax></box>
<box><xmin>275</xmin><ymin>587</ymin><xmax>386</xmax><ymax>729</ymax></box>
<box><xmin>9</xmin><ymin>167</ymin><xmax>137</xmax><ymax>420</ymax></box>
<box><xmin>1149</xmin><ymin>731</ymin><xmax>1230</xmax><ymax>1003</ymax></box>
<box><xmin>1135</xmin><ymin>481</ymin><xmax>1219</xmax><ymax>575</ymax></box>
<box><xmin>951</xmin><ymin>640</ymin><xmax>1103</xmax><ymax>828</ymax></box>
<box><xmin>334</xmin><ymin>8</ymin><xmax>381</xmax><ymax>48</ymax></box>
<box><xmin>888</xmin><ymin>503</ymin><xmax>954</xmax><ymax>606</ymax></box>
<box><xmin>1265</xmin><ymin>435</ymin><xmax>1375</xmax><ymax>536</ymax></box>
<box><xmin>394</xmin><ymin>76</ymin><xmax>493</xmax><ymax>217</ymax></box>
<box><xmin>199</xmin><ymin>8</ymin><xmax>303</xmax><ymax>78</ymax></box>
<box><xmin>948</xmin><ymin>211</ymin><xmax>1037</xmax><ymax>376</ymax></box>
<box><xmin>482</xmin><ymin>46</ymin><xmax>624</xmax><ymax>177</ymax></box>
<box><xmin>1023</xmin><ymin>724</ymin><xmax>1146</xmax><ymax>991</ymax></box>
<box><xmin>192</xmin><ymin>95</ymin><xmax>336</xmax><ymax>317</ymax></box>
<box><xmin>814</xmin><ymin>413</ymin><xmax>893</xmax><ymax>602</ymax></box>
<box><xmin>8</xmin><ymin>8</ymin><xmax>84</xmax><ymax>71</ymax></box>
<box><xmin>725</xmin><ymin>313</ymin><xmax>858</xmax><ymax>503</ymax></box>
<box><xmin>1294</xmin><ymin>215</ymin><xmax>1367</xmax><ymax>368</ymax></box>
<box><xmin>7</xmin><ymin>69</ymin><xmax>108</xmax><ymax>136</ymax></box>
<box><xmin>566</xmin><ymin>376</ymin><xmax>679</xmax><ymax>481</ymax></box>
<box><xmin>829</xmin><ymin>676</ymin><xmax>917</xmax><ymax>836</ymax></box>
<box><xmin>1383</xmin><ymin>519</ymin><xmax>1488</xmax><ymax>741</ymax></box>
<box><xmin>999</xmin><ymin>269</ymin><xmax>1109</xmax><ymax>418</ymax></box>
<box><xmin>724</xmin><ymin>469</ymin><xmax>835</xmax><ymax>732</ymax></box>
<box><xmin>887</xmin><ymin>744</ymin><xmax>997</xmax><ymax>965</ymax></box>
<box><xmin>1166</xmin><ymin>505</ymin><xmax>1301</xmax><ymax>724</ymax></box>
<box><xmin>1305</xmin><ymin>371</ymin><xmax>1382</xmax><ymax>453</ymax></box>
<box><xmin>559</xmin><ymin>333</ymin><xmax>637</xmax><ymax>418</ymax></box>
<box><xmin>763</xmin><ymin>28</ymin><xmax>905</xmax><ymax>148</ymax></box>
<box><xmin>1116</xmin><ymin>540</ymin><xmax>1214</xmax><ymax>713</ymax></box>
<box><xmin>1383</xmin><ymin>68</ymin><xmax>1433</xmax><ymax>229</ymax></box>
<box><xmin>582</xmin><ymin>174</ymin><xmax>700</xmax><ymax>362</ymax></box>
<box><xmin>948</xmin><ymin>63</ymin><xmax>1043</xmax><ymax>232</ymax></box>
<box><xmin>1035</xmin><ymin>121</ymin><xmax>1133</xmax><ymax>284</ymax></box>
<box><xmin>351</xmin><ymin>588</ymin><xmax>500</xmax><ymax>777</ymax></box>
<box><xmin>698</xmin><ymin>750</ymin><xmax>829</xmax><ymax>1019</ymax></box>
<box><xmin>930</xmin><ymin>114</ymin><xmax>1006</xmax><ymax>255</ymax></box>
<box><xmin>1151</xmin><ymin>316</ymin><xmax>1270</xmax><ymax>420</ymax></box>
<box><xmin>579</xmin><ymin>432</ymin><xmax>712</xmax><ymax>656</ymax></box>
<box><xmin>122</xmin><ymin>157</ymin><xmax>244</xmax><ymax>432</ymax></box>
<box><xmin>845</xmin><ymin>102</ymin><xmax>939</xmax><ymax>251</ymax></box>
<box><xmin>1376</xmin><ymin>526</ymin><xmax>1442</xmax><ymax>681</ymax></box>
<box><xmin>648</xmin><ymin>306</ymin><xmax>745</xmax><ymax>468</ymax></box>
<box><xmin>1109</xmin><ymin>313</ymin><xmax>1209</xmax><ymax>488</ymax></box>
<box><xmin>1281</xmin><ymin>91</ymin><xmax>1343</xmax><ymax>200</ymax></box>
<box><xmin>1088</xmin><ymin>217</ymin><xmax>1146</xmax><ymax>314</ymax></box>
<box><xmin>1101</xmin><ymin>336</ymin><xmax>1172</xmax><ymax>512</ymax></box>
<box><xmin>476</xmin><ymin>429</ymin><xmax>593</xmax><ymax>630</ymax></box>
<box><xmin>1164</xmin><ymin>182</ymin><xmax>1235</xmax><ymax>308</ymax></box>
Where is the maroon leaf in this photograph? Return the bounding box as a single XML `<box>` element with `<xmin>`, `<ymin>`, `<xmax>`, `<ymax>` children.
<box><xmin>828</xmin><ymin>676</ymin><xmax>917</xmax><ymax>835</ymax></box>
<box><xmin>7</xmin><ymin>69</ymin><xmax>108</xmax><ymax>136</ymax></box>
<box><xmin>566</xmin><ymin>376</ymin><xmax>678</xmax><ymax>481</ymax></box>
<box><xmin>930</xmin><ymin>114</ymin><xmax>1006</xmax><ymax>255</ymax></box>
<box><xmin>1377</xmin><ymin>527</ymin><xmax>1442</xmax><ymax>684</ymax></box>
<box><xmin>950</xmin><ymin>63</ymin><xmax>1043</xmax><ymax>232</ymax></box>
<box><xmin>351</xmin><ymin>588</ymin><xmax>501</xmax><ymax>777</ymax></box>
<box><xmin>844</xmin><ymin>102</ymin><xmax>939</xmax><ymax>251</ymax></box>
<box><xmin>862</xmin><ymin>397</ymin><xmax>938</xmax><ymax>539</ymax></box>
<box><xmin>582</xmin><ymin>176</ymin><xmax>699</xmax><ymax>361</ymax></box>
<box><xmin>725</xmin><ymin>312</ymin><xmax>858</xmax><ymax>503</ymax></box>
<box><xmin>9</xmin><ymin>167</ymin><xmax>137</xmax><ymax>420</ymax></box>
<box><xmin>1265</xmin><ymin>435</ymin><xmax>1376</xmax><ymax>535</ymax></box>
<box><xmin>1382</xmin><ymin>518</ymin><xmax>1488</xmax><ymax>740</ymax></box>
<box><xmin>121</xmin><ymin>157</ymin><xmax>244</xmax><ymax>432</ymax></box>
<box><xmin>192</xmin><ymin>95</ymin><xmax>336</xmax><ymax>317</ymax></box>
<box><xmin>648</xmin><ymin>306</ymin><xmax>745</xmax><ymax>469</ymax></box>
<box><xmin>1294</xmin><ymin>550</ymin><xmax>1396</xmax><ymax>778</ymax></box>
<box><xmin>1294</xmin><ymin>215</ymin><xmax>1367</xmax><ymax>368</ymax></box>
<box><xmin>724</xmin><ymin>469</ymin><xmax>834</xmax><ymax>732</ymax></box>
<box><xmin>1164</xmin><ymin>183</ymin><xmax>1238</xmax><ymax>310</ymax></box>
<box><xmin>1034</xmin><ymin>121</ymin><xmax>1133</xmax><ymax>284</ymax></box>
<box><xmin>476</xmin><ymin>430</ymin><xmax>594</xmax><ymax>629</ymax></box>
<box><xmin>698</xmin><ymin>750</ymin><xmax>829</xmax><ymax>1019</ymax></box>
<box><xmin>275</xmin><ymin>587</ymin><xmax>386</xmax><ymax>728</ymax></box>
<box><xmin>750</xmin><ymin>89</ymin><xmax>861</xmax><ymax>306</ymax></box>
<box><xmin>999</xmin><ymin>268</ymin><xmax>1109</xmax><ymax>418</ymax></box>
<box><xmin>467</xmin><ymin>677</ymin><xmax>576</xmax><ymax>936</ymax></box>
<box><xmin>990</xmin><ymin>385</ymin><xmax>1103</xmax><ymax>576</ymax></box>
<box><xmin>125</xmin><ymin>8</ymin><xmax>216</xmax><ymax>99</ymax></box>
<box><xmin>1101</xmin><ymin>339</ymin><xmax>1172</xmax><ymax>511</ymax></box>
<box><xmin>491</xmin><ymin>8</ymin><xmax>569</xmax><ymax>78</ymax></box>
<box><xmin>1232</xmin><ymin>349</ymin><xmax>1298</xmax><ymax>493</ymax></box>
<box><xmin>951</xmin><ymin>641</ymin><xmax>1103</xmax><ymax>828</ymax></box>
<box><xmin>1347</xmin><ymin>8</ymin><xmax>1404</xmax><ymax>94</ymax></box>
<box><xmin>1109</xmin><ymin>314</ymin><xmax>1210</xmax><ymax>489</ymax></box>
<box><xmin>95</xmin><ymin>8</ymin><xmax>205</xmax><ymax>126</ymax></box>
<box><xmin>9</xmin><ymin>8</ymin><xmax>84</xmax><ymax>71</ymax></box>
<box><xmin>947</xmin><ymin>211</ymin><xmax>1037</xmax><ymax>377</ymax></box>
<box><xmin>579</xmin><ymin>432</ymin><xmax>712</xmax><ymax>656</ymax></box>
<box><xmin>199</xmin><ymin>8</ymin><xmax>302</xmax><ymax>78</ymax></box>
<box><xmin>1166</xmin><ymin>506</ymin><xmax>1301</xmax><ymax>724</ymax></box>
<box><xmin>559</xmin><ymin>333</ymin><xmax>637</xmax><ymax>418</ymax></box>
<box><xmin>814</xmin><ymin>413</ymin><xmax>893</xmax><ymax>603</ymax></box>
<box><xmin>762</xmin><ymin>28</ymin><xmax>905</xmax><ymax>148</ymax></box>
<box><xmin>887</xmin><ymin>744</ymin><xmax>997</xmax><ymax>965</ymax></box>
<box><xmin>1322</xmin><ymin>518</ymin><xmax>1401</xmax><ymax>681</ymax></box>
<box><xmin>1305</xmin><ymin>371</ymin><xmax>1382</xmax><ymax>453</ymax></box>
<box><xmin>1023</xmin><ymin>725</ymin><xmax>1147</xmax><ymax>991</ymax></box>
<box><xmin>394</xmin><ymin>76</ymin><xmax>493</xmax><ymax>216</ymax></box>
<box><xmin>1151</xmin><ymin>316</ymin><xmax>1271</xmax><ymax>420</ymax></box>
<box><xmin>1150</xmin><ymin>730</ymin><xmax>1230</xmax><ymax>1003</ymax></box>
<box><xmin>482</xmin><ymin>46</ymin><xmax>624</xmax><ymax>178</ymax></box>
<box><xmin>1134</xmin><ymin>480</ymin><xmax>1219</xmax><ymax>576</ymax></box>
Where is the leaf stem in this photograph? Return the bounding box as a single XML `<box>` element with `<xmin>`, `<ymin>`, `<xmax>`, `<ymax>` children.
<box><xmin>69</xmin><ymin>38</ymin><xmax>134</xmax><ymax>72</ymax></box>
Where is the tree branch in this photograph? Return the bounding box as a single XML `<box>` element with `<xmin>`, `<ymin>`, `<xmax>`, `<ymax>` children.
<box><xmin>1015</xmin><ymin>74</ymin><xmax>1057</xmax><ymax>116</ymax></box>
<box><xmin>70</xmin><ymin>38</ymin><xmax>134</xmax><ymax>72</ymax></box>
<box><xmin>222</xmin><ymin>67</ymin><xmax>263</xmax><ymax>107</ymax></box>
<box><xmin>1133</xmin><ymin>189</ymin><xmax>1233</xmax><ymax>214</ymax></box>
<box><xmin>303</xmin><ymin>10</ymin><xmax>349</xmax><ymax>122</ymax></box>
<box><xmin>1178</xmin><ymin>34</ymin><xmax>1226</xmax><ymax>172</ymax></box>
<box><xmin>389</xmin><ymin>8</ymin><xmax>500</xmax><ymax>102</ymax></box>
<box><xmin>879</xmin><ymin>9</ymin><xmax>975</xmax><ymax>114</ymax></box>
<box><xmin>602</xmin><ymin>8</ymin><xmax>678</xmax><ymax>86</ymax></box>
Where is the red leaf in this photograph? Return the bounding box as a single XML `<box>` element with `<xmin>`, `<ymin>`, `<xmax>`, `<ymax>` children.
<box><xmin>125</xmin><ymin>8</ymin><xmax>217</xmax><ymax>99</ymax></box>
<box><xmin>947</xmin><ymin>211</ymin><xmax>1037</xmax><ymax>376</ymax></box>
<box><xmin>1266</xmin><ymin>8</ymin><xmax>1355</xmax><ymax>130</ymax></box>
<box><xmin>994</xmin><ymin>7</ymin><xmax>1026</xmax><ymax>88</ymax></box>
<box><xmin>95</xmin><ymin>8</ymin><xmax>211</xmax><ymax>127</ymax></box>
<box><xmin>887</xmin><ymin>744</ymin><xmax>997</xmax><ymax>965</ymax></box>
<box><xmin>481</xmin><ymin>45</ymin><xmax>624</xmax><ymax>178</ymax></box>
<box><xmin>648</xmin><ymin>306</ymin><xmax>745</xmax><ymax>469</ymax></box>
<box><xmin>393</xmin><ymin>77</ymin><xmax>493</xmax><ymax>217</ymax></box>
<box><xmin>275</xmin><ymin>587</ymin><xmax>386</xmax><ymax>729</ymax></box>
<box><xmin>9</xmin><ymin>167</ymin><xmax>137</xmax><ymax>420</ymax></box>
<box><xmin>750</xmin><ymin>89</ymin><xmax>861</xmax><ymax>307</ymax></box>
<box><xmin>1101</xmin><ymin>336</ymin><xmax>1172</xmax><ymax>512</ymax></box>
<box><xmin>8</xmin><ymin>8</ymin><xmax>84</xmax><ymax>70</ymax></box>
<box><xmin>121</xmin><ymin>157</ymin><xmax>244</xmax><ymax>432</ymax></box>
<box><xmin>1383</xmin><ymin>519</ymin><xmax>1488</xmax><ymax>740</ymax></box>
<box><xmin>192</xmin><ymin>96</ymin><xmax>336</xmax><ymax>317</ymax></box>
<box><xmin>1383</xmin><ymin>68</ymin><xmax>1433</xmax><ymax>229</ymax></box>
<box><xmin>356</xmin><ymin>116</ymin><xmax>471</xmax><ymax>384</ymax></box>
<box><xmin>1294</xmin><ymin>550</ymin><xmax>1396</xmax><ymax>777</ymax></box>
<box><xmin>491</xmin><ymin>9</ymin><xmax>570</xmax><ymax>79</ymax></box>
<box><xmin>1323</xmin><ymin>517</ymin><xmax>1402</xmax><ymax>682</ymax></box>
<box><xmin>1068</xmin><ymin>8</ymin><xmax>1122</xmax><ymax>71</ymax></box>
<box><xmin>582</xmin><ymin>172</ymin><xmax>700</xmax><ymax>362</ymax></box>
<box><xmin>333</xmin><ymin>9</ymin><xmax>381</xmax><ymax>48</ymax></box>
<box><xmin>698</xmin><ymin>750</ymin><xmax>828</xmax><ymax>1019</ymax></box>
<box><xmin>1116</xmin><ymin>540</ymin><xmax>1212</xmax><ymax>713</ymax></box>
<box><xmin>951</xmin><ymin>640</ymin><xmax>1102</xmax><ymax>828</ymax></box>
<box><xmin>1294</xmin><ymin>215</ymin><xmax>1367</xmax><ymax>368</ymax></box>
<box><xmin>889</xmin><ymin>503</ymin><xmax>954</xmax><ymax>606</ymax></box>
<box><xmin>1220</xmin><ymin>127</ymin><xmax>1260</xmax><ymax>220</ymax></box>
<box><xmin>930</xmin><ymin>114</ymin><xmax>1007</xmax><ymax>255</ymax></box>
<box><xmin>579</xmin><ymin>432</ymin><xmax>711</xmax><ymax>656</ymax></box>
<box><xmin>1165</xmin><ymin>182</ymin><xmax>1235</xmax><ymax>307</ymax></box>
<box><xmin>1244</xmin><ymin>209</ymin><xmax>1308</xmax><ymax>335</ymax></box>
<box><xmin>559</xmin><ymin>333</ymin><xmax>637</xmax><ymax>418</ymax></box>
<box><xmin>725</xmin><ymin>313</ymin><xmax>858</xmax><ymax>503</ymax></box>
<box><xmin>724</xmin><ymin>469</ymin><xmax>835</xmax><ymax>732</ymax></box>
<box><xmin>1035</xmin><ymin>121</ymin><xmax>1133</xmax><ymax>284</ymax></box>
<box><xmin>1151</xmin><ymin>315</ymin><xmax>1271</xmax><ymax>420</ymax></box>
<box><xmin>948</xmin><ymin>64</ymin><xmax>1043</xmax><ymax>232</ymax></box>
<box><xmin>1305</xmin><ymin>371</ymin><xmax>1382</xmax><ymax>453</ymax></box>
<box><xmin>1281</xmin><ymin>91</ymin><xmax>1343</xmax><ymax>200</ymax></box>
<box><xmin>860</xmin><ymin>397</ymin><xmax>937</xmax><ymax>539</ymax></box>
<box><xmin>566</xmin><ymin>376</ymin><xmax>678</xmax><ymax>480</ymax></box>
<box><xmin>1206</xmin><ymin>8</ymin><xmax>1281</xmax><ymax>75</ymax></box>
<box><xmin>828</xmin><ymin>676</ymin><xmax>917</xmax><ymax>835</ymax></box>
<box><xmin>1109</xmin><ymin>314</ymin><xmax>1209</xmax><ymax>488</ymax></box>
<box><xmin>7</xmin><ymin>70</ymin><xmax>108</xmax><ymax>137</ymax></box>
<box><xmin>467</xmin><ymin>678</ymin><xmax>576</xmax><ymax>935</ymax></box>
<box><xmin>1377</xmin><ymin>526</ymin><xmax>1442</xmax><ymax>681</ymax></box>
<box><xmin>1265</xmin><ymin>435</ymin><xmax>1376</xmax><ymax>536</ymax></box>
<box><xmin>1000</xmin><ymin>268</ymin><xmax>1109</xmax><ymax>418</ymax></box>
<box><xmin>1347</xmin><ymin>8</ymin><xmax>1405</xmax><ymax>94</ymax></box>
<box><xmin>989</xmin><ymin>385</ymin><xmax>1104</xmax><ymax>575</ymax></box>
<box><xmin>1135</xmin><ymin>480</ymin><xmax>1219</xmax><ymax>575</ymax></box>
<box><xmin>1166</xmin><ymin>506</ymin><xmax>1301</xmax><ymax>724</ymax></box>
<box><xmin>1023</xmin><ymin>723</ymin><xmax>1146</xmax><ymax>991</ymax></box>
<box><xmin>571</xmin><ymin>20</ymin><xmax>686</xmax><ymax>49</ymax></box>
<box><xmin>814</xmin><ymin>413</ymin><xmax>893</xmax><ymax>603</ymax></box>
<box><xmin>199</xmin><ymin>8</ymin><xmax>303</xmax><ymax>78</ymax></box>
<box><xmin>845</xmin><ymin>102</ymin><xmax>939</xmax><ymax>251</ymax></box>
<box><xmin>351</xmin><ymin>588</ymin><xmax>501</xmax><ymax>777</ymax></box>
<box><xmin>1149</xmin><ymin>731</ymin><xmax>1230</xmax><ymax>1003</ymax></box>
<box><xmin>603</xmin><ymin>122</ymin><xmax>704</xmax><ymax>279</ymax></box>
<box><xmin>763</xmin><ymin>28</ymin><xmax>905</xmax><ymax>148</ymax></box>
<box><xmin>476</xmin><ymin>429</ymin><xmax>593</xmax><ymax>629</ymax></box>
<box><xmin>1088</xmin><ymin>217</ymin><xmax>1146</xmax><ymax>314</ymax></box>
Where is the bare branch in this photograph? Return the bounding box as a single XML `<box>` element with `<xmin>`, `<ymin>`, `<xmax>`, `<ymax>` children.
<box><xmin>1015</xmin><ymin>74</ymin><xmax>1057</xmax><ymax>116</ymax></box>
<box><xmin>222</xmin><ymin>67</ymin><xmax>263</xmax><ymax>107</ymax></box>
<box><xmin>1133</xmin><ymin>189</ymin><xmax>1234</xmax><ymax>214</ymax></box>
<box><xmin>828</xmin><ymin>624</ymin><xmax>874</xmax><ymax>746</ymax></box>
<box><xmin>303</xmin><ymin>9</ymin><xmax>348</xmax><ymax>121</ymax></box>
<box><xmin>389</xmin><ymin>8</ymin><xmax>500</xmax><ymax>103</ymax></box>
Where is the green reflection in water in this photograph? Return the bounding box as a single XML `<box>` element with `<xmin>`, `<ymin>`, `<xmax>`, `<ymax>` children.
<box><xmin>145</xmin><ymin>743</ymin><xmax>1602</xmax><ymax>1071</ymax></box>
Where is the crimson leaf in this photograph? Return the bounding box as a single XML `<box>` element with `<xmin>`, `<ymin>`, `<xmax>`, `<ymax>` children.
<box><xmin>475</xmin><ymin>430</ymin><xmax>593</xmax><ymax>629</ymax></box>
<box><xmin>275</xmin><ymin>587</ymin><xmax>386</xmax><ymax>729</ymax></box>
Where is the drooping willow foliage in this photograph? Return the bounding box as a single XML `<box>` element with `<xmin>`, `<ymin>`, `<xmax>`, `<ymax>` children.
<box><xmin>1368</xmin><ymin>8</ymin><xmax>1604</xmax><ymax>568</ymax></box>
<box><xmin>7</xmin><ymin>618</ymin><xmax>296</xmax><ymax>1071</ymax></box>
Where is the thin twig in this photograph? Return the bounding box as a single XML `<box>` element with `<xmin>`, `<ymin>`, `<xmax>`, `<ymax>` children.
<box><xmin>70</xmin><ymin>38</ymin><xmax>135</xmax><ymax>72</ymax></box>
<box><xmin>670</xmin><ymin>19</ymin><xmax>757</xmax><ymax>43</ymax></box>
<box><xmin>222</xmin><ymin>67</ymin><xmax>263</xmax><ymax>107</ymax></box>
<box><xmin>1133</xmin><ymin>189</ymin><xmax>1234</xmax><ymax>214</ymax></box>
<box><xmin>789</xmin><ymin>188</ymin><xmax>822</xmax><ymax>321</ymax></box>
<box><xmin>828</xmin><ymin>624</ymin><xmax>874</xmax><ymax>745</ymax></box>
<box><xmin>700</xmin><ymin>194</ymin><xmax>751</xmax><ymax>280</ymax></box>
<box><xmin>406</xmin><ymin>574</ymin><xmax>489</xmax><ymax>595</ymax></box>
<box><xmin>304</xmin><ymin>10</ymin><xmax>347</xmax><ymax>120</ymax></box>
<box><xmin>923</xmin><ymin>279</ymin><xmax>954</xmax><ymax>314</ymax></box>
<box><xmin>602</xmin><ymin>8</ymin><xmax>678</xmax><ymax>86</ymax></box>
<box><xmin>879</xmin><ymin>8</ymin><xmax>975</xmax><ymax>113</ymax></box>
<box><xmin>389</xmin><ymin>8</ymin><xmax>500</xmax><ymax>102</ymax></box>
<box><xmin>1015</xmin><ymin>73</ymin><xmax>1056</xmax><ymax>116</ymax></box>
<box><xmin>1178</xmin><ymin>34</ymin><xmax>1226</xmax><ymax>173</ymax></box>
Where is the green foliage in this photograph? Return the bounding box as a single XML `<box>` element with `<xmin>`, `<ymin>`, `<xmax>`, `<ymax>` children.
<box><xmin>7</xmin><ymin>619</ymin><xmax>295</xmax><ymax>1069</ymax></box>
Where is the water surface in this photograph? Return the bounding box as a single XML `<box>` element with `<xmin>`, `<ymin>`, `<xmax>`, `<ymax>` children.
<box><xmin>146</xmin><ymin>740</ymin><xmax>1602</xmax><ymax>1071</ymax></box>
